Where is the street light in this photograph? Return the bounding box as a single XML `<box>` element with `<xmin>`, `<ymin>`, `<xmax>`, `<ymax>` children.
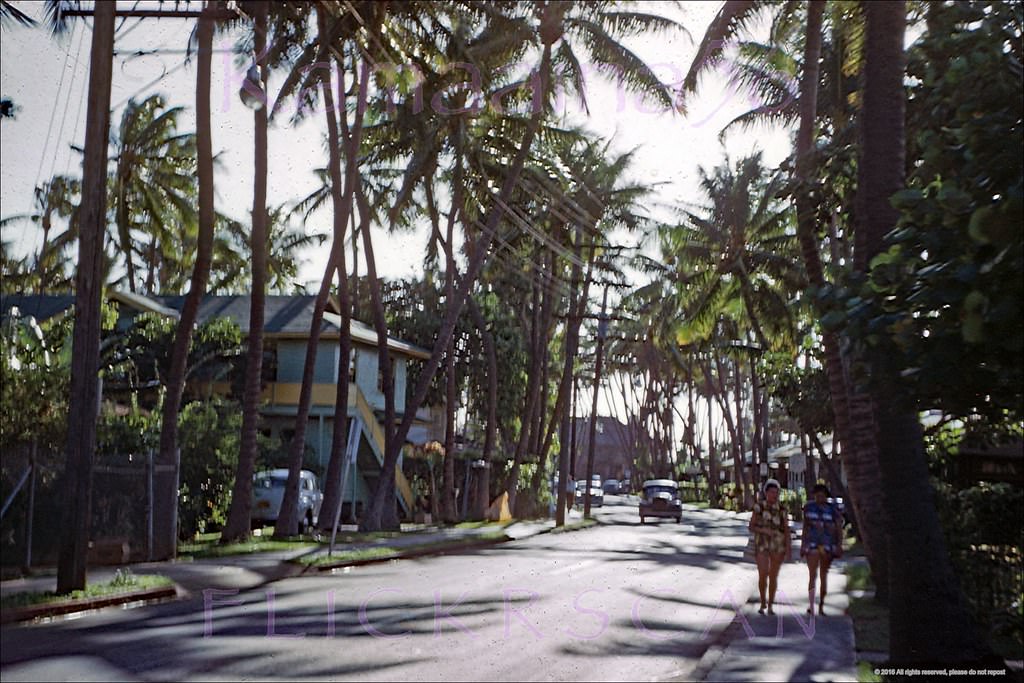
<box><xmin>239</xmin><ymin>63</ymin><xmax>266</xmax><ymax>110</ymax></box>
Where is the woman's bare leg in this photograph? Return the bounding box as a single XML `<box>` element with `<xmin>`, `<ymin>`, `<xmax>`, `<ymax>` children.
<box><xmin>756</xmin><ymin>552</ymin><xmax>770</xmax><ymax>612</ymax></box>
<box><xmin>806</xmin><ymin>551</ymin><xmax>820</xmax><ymax>614</ymax></box>
<box><xmin>818</xmin><ymin>554</ymin><xmax>831</xmax><ymax>614</ymax></box>
<box><xmin>767</xmin><ymin>552</ymin><xmax>784</xmax><ymax>613</ymax></box>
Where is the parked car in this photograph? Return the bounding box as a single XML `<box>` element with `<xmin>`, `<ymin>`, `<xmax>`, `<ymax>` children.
<box><xmin>639</xmin><ymin>479</ymin><xmax>682</xmax><ymax>524</ymax></box>
<box><xmin>252</xmin><ymin>469</ymin><xmax>323</xmax><ymax>533</ymax></box>
<box><xmin>619</xmin><ymin>479</ymin><xmax>632</xmax><ymax>494</ymax></box>
<box><xmin>575</xmin><ymin>479</ymin><xmax>604</xmax><ymax>507</ymax></box>
<box><xmin>603</xmin><ymin>479</ymin><xmax>620</xmax><ymax>494</ymax></box>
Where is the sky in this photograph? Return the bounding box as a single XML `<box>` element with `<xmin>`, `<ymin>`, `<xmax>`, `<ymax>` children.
<box><xmin>0</xmin><ymin>1</ymin><xmax>794</xmax><ymax>448</ymax></box>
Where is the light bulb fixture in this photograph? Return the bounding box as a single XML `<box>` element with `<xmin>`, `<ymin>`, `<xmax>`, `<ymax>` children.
<box><xmin>238</xmin><ymin>63</ymin><xmax>265</xmax><ymax>111</ymax></box>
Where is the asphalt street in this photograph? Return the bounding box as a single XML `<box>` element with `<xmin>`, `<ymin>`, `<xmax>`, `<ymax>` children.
<box><xmin>1</xmin><ymin>497</ymin><xmax>822</xmax><ymax>682</ymax></box>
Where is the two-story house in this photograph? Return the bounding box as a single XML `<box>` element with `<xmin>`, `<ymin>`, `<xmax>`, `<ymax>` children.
<box><xmin>2</xmin><ymin>291</ymin><xmax>432</xmax><ymax>521</ymax></box>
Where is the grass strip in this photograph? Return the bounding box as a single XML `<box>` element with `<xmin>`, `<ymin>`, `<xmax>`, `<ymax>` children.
<box><xmin>300</xmin><ymin>530</ymin><xmax>510</xmax><ymax>568</ymax></box>
<box><xmin>1</xmin><ymin>571</ymin><xmax>173</xmax><ymax>610</ymax></box>
<box><xmin>548</xmin><ymin>518</ymin><xmax>599</xmax><ymax>534</ymax></box>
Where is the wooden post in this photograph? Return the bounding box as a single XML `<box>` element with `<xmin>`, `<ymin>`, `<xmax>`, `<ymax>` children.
<box><xmin>57</xmin><ymin>0</ymin><xmax>115</xmax><ymax>594</ymax></box>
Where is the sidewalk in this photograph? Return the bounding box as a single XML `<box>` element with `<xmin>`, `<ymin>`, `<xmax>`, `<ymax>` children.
<box><xmin>688</xmin><ymin>509</ymin><xmax>858</xmax><ymax>682</ymax></box>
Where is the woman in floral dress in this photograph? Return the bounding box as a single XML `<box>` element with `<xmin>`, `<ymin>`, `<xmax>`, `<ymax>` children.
<box><xmin>748</xmin><ymin>479</ymin><xmax>790</xmax><ymax>615</ymax></box>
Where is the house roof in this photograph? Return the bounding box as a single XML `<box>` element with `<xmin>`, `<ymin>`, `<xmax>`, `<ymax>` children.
<box><xmin>157</xmin><ymin>295</ymin><xmax>433</xmax><ymax>360</ymax></box>
<box><xmin>1</xmin><ymin>294</ymin><xmax>76</xmax><ymax>322</ymax></box>
<box><xmin>1</xmin><ymin>292</ymin><xmax>432</xmax><ymax>360</ymax></box>
<box><xmin>321</xmin><ymin>313</ymin><xmax>430</xmax><ymax>359</ymax></box>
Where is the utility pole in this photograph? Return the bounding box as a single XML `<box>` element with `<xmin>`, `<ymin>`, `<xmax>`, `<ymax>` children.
<box><xmin>583</xmin><ymin>285</ymin><xmax>609</xmax><ymax>519</ymax></box>
<box><xmin>57</xmin><ymin>0</ymin><xmax>115</xmax><ymax>595</ymax></box>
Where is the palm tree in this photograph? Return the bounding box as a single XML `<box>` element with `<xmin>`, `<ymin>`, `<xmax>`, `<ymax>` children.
<box><xmin>221</xmin><ymin>0</ymin><xmax>270</xmax><ymax>544</ymax></box>
<box><xmin>0</xmin><ymin>0</ymin><xmax>34</xmax><ymax>29</ymax></box>
<box><xmin>152</xmin><ymin>2</ymin><xmax>217</xmax><ymax>561</ymax></box>
<box><xmin>0</xmin><ymin>239</ymin><xmax>34</xmax><ymax>294</ymax></box>
<box><xmin>106</xmin><ymin>94</ymin><xmax>198</xmax><ymax>294</ymax></box>
<box><xmin>276</xmin><ymin>4</ymin><xmax>370</xmax><ymax>539</ymax></box>
<box><xmin>56</xmin><ymin>0</ymin><xmax>115</xmax><ymax>595</ymax></box>
<box><xmin>664</xmin><ymin>153</ymin><xmax>802</xmax><ymax>352</ymax></box>
<box><xmin>0</xmin><ymin>175</ymin><xmax>80</xmax><ymax>293</ymax></box>
<box><xmin>682</xmin><ymin>0</ymin><xmax>894</xmax><ymax>599</ymax></box>
<box><xmin>358</xmin><ymin>1</ymin><xmax>683</xmax><ymax>532</ymax></box>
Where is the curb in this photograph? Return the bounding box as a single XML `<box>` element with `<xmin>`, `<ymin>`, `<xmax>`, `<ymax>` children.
<box><xmin>1</xmin><ymin>585</ymin><xmax>179</xmax><ymax>624</ymax></box>
<box><xmin>307</xmin><ymin>535</ymin><xmax>513</xmax><ymax>572</ymax></box>
<box><xmin>305</xmin><ymin>518</ymin><xmax>600</xmax><ymax>572</ymax></box>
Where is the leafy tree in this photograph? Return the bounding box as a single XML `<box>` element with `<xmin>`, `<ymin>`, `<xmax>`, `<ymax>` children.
<box><xmin>0</xmin><ymin>307</ymin><xmax>71</xmax><ymax>453</ymax></box>
<box><xmin>835</xmin><ymin>0</ymin><xmax>1023</xmax><ymax>429</ymax></box>
<box><xmin>177</xmin><ymin>398</ymin><xmax>245</xmax><ymax>539</ymax></box>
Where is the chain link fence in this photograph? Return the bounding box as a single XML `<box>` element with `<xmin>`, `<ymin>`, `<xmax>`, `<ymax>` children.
<box><xmin>1</xmin><ymin>448</ymin><xmax>159</xmax><ymax>572</ymax></box>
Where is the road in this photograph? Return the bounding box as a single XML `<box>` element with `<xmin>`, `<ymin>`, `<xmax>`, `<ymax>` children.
<box><xmin>1</xmin><ymin>498</ymin><xmax>774</xmax><ymax>682</ymax></box>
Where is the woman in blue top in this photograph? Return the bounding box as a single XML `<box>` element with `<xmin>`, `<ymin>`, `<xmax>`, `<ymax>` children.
<box><xmin>800</xmin><ymin>483</ymin><xmax>843</xmax><ymax>615</ymax></box>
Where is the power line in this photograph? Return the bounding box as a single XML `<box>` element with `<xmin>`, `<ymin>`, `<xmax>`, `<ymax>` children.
<box><xmin>110</xmin><ymin>58</ymin><xmax>188</xmax><ymax>111</ymax></box>
<box><xmin>46</xmin><ymin>20</ymin><xmax>88</xmax><ymax>185</ymax></box>
<box><xmin>62</xmin><ymin>45</ymin><xmax>90</xmax><ymax>179</ymax></box>
<box><xmin>30</xmin><ymin>23</ymin><xmax>75</xmax><ymax>212</ymax></box>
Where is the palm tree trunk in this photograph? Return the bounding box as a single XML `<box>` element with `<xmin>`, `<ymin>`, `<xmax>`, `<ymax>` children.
<box><xmin>583</xmin><ymin>287</ymin><xmax>608</xmax><ymax>518</ymax></box>
<box><xmin>710</xmin><ymin>354</ymin><xmax>745</xmax><ymax>503</ymax></box>
<box><xmin>732</xmin><ymin>357</ymin><xmax>749</xmax><ymax>505</ymax></box>
<box><xmin>527</xmin><ymin>252</ymin><xmax>558</xmax><ymax>504</ymax></box>
<box><xmin>507</xmin><ymin>258</ymin><xmax>544</xmax><ymax>514</ymax></box>
<box><xmin>355</xmin><ymin>182</ymin><xmax>399</xmax><ymax>529</ymax></box>
<box><xmin>707</xmin><ymin>379</ymin><xmax>718</xmax><ymax>506</ymax></box>
<box><xmin>152</xmin><ymin>7</ymin><xmax>215</xmax><ymax>559</ymax></box>
<box><xmin>115</xmin><ymin>180</ymin><xmax>137</xmax><ymax>293</ymax></box>
<box><xmin>749</xmin><ymin>353</ymin><xmax>763</xmax><ymax>489</ymax></box>
<box><xmin>35</xmin><ymin>215</ymin><xmax>51</xmax><ymax>295</ymax></box>
<box><xmin>859</xmin><ymin>1</ymin><xmax>992</xmax><ymax>664</ymax></box>
<box><xmin>280</xmin><ymin>39</ymin><xmax>364</xmax><ymax>538</ymax></box>
<box><xmin>57</xmin><ymin>0</ymin><xmax>115</xmax><ymax>594</ymax></box>
<box><xmin>361</xmin><ymin>43</ymin><xmax>555</xmax><ymax>532</ymax></box>
<box><xmin>466</xmin><ymin>297</ymin><xmax>497</xmax><ymax>464</ymax></box>
<box><xmin>794</xmin><ymin>0</ymin><xmax>890</xmax><ymax>602</ymax></box>
<box><xmin>442</xmin><ymin>341</ymin><xmax>458</xmax><ymax>521</ymax></box>
<box><xmin>556</xmin><ymin>228</ymin><xmax>591</xmax><ymax>525</ymax></box>
<box><xmin>221</xmin><ymin>1</ymin><xmax>269</xmax><ymax>543</ymax></box>
<box><xmin>440</xmin><ymin>159</ymin><xmax>462</xmax><ymax>523</ymax></box>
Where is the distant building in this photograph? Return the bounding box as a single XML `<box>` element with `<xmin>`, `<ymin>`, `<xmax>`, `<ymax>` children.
<box><xmin>571</xmin><ymin>416</ymin><xmax>634</xmax><ymax>481</ymax></box>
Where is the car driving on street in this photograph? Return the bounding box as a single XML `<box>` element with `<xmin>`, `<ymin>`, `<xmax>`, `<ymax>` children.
<box><xmin>638</xmin><ymin>479</ymin><xmax>682</xmax><ymax>524</ymax></box>
<box><xmin>575</xmin><ymin>479</ymin><xmax>604</xmax><ymax>507</ymax></box>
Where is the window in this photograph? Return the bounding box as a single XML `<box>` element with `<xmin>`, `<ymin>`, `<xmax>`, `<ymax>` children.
<box><xmin>349</xmin><ymin>349</ymin><xmax>357</xmax><ymax>383</ymax></box>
